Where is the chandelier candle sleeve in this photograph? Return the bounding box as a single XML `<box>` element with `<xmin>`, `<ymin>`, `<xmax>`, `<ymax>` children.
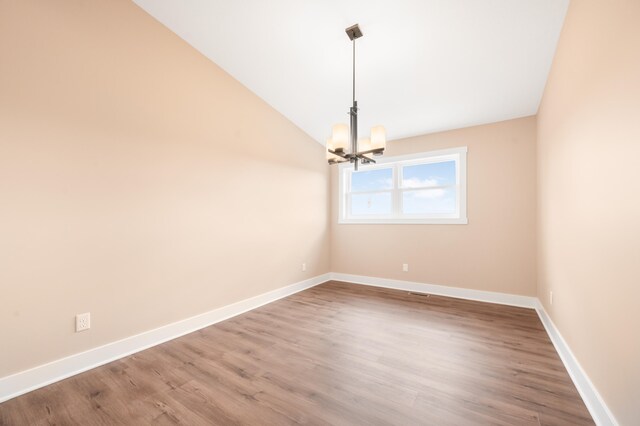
<box><xmin>326</xmin><ymin>138</ymin><xmax>341</xmax><ymax>161</ymax></box>
<box><xmin>332</xmin><ymin>124</ymin><xmax>349</xmax><ymax>152</ymax></box>
<box><xmin>358</xmin><ymin>137</ymin><xmax>372</xmax><ymax>153</ymax></box>
<box><xmin>370</xmin><ymin>126</ymin><xmax>386</xmax><ymax>151</ymax></box>
<box><xmin>326</xmin><ymin>23</ymin><xmax>386</xmax><ymax>170</ymax></box>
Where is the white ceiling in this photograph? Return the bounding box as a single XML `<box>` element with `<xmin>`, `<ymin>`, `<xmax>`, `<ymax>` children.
<box><xmin>133</xmin><ymin>0</ymin><xmax>569</xmax><ymax>145</ymax></box>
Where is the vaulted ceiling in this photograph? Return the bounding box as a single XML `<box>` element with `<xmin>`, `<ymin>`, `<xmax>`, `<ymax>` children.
<box><xmin>133</xmin><ymin>0</ymin><xmax>569</xmax><ymax>145</ymax></box>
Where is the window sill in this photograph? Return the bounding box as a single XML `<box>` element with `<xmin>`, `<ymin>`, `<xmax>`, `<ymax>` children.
<box><xmin>338</xmin><ymin>218</ymin><xmax>468</xmax><ymax>225</ymax></box>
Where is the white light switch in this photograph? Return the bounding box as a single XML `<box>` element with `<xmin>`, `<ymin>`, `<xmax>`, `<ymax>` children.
<box><xmin>402</xmin><ymin>263</ymin><xmax>409</xmax><ymax>272</ymax></box>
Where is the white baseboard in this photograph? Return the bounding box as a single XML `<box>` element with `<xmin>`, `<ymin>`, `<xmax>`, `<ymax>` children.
<box><xmin>0</xmin><ymin>273</ymin><xmax>331</xmax><ymax>404</ymax></box>
<box><xmin>330</xmin><ymin>272</ymin><xmax>538</xmax><ymax>308</ymax></box>
<box><xmin>0</xmin><ymin>272</ymin><xmax>617</xmax><ymax>426</ymax></box>
<box><xmin>534</xmin><ymin>301</ymin><xmax>618</xmax><ymax>426</ymax></box>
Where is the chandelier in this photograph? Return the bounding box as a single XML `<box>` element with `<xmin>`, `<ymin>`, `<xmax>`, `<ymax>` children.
<box><xmin>326</xmin><ymin>24</ymin><xmax>386</xmax><ymax>171</ymax></box>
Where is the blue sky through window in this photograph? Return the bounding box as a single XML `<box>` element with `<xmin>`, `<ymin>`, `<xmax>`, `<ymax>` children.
<box><xmin>348</xmin><ymin>159</ymin><xmax>458</xmax><ymax>217</ymax></box>
<box><xmin>350</xmin><ymin>168</ymin><xmax>393</xmax><ymax>192</ymax></box>
<box><xmin>342</xmin><ymin>149</ymin><xmax>466</xmax><ymax>222</ymax></box>
<box><xmin>402</xmin><ymin>161</ymin><xmax>457</xmax><ymax>214</ymax></box>
<box><xmin>351</xmin><ymin>192</ymin><xmax>392</xmax><ymax>215</ymax></box>
<box><xmin>350</xmin><ymin>168</ymin><xmax>392</xmax><ymax>215</ymax></box>
<box><xmin>402</xmin><ymin>160</ymin><xmax>456</xmax><ymax>188</ymax></box>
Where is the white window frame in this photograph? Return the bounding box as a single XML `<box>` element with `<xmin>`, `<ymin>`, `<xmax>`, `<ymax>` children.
<box><xmin>338</xmin><ymin>146</ymin><xmax>467</xmax><ymax>225</ymax></box>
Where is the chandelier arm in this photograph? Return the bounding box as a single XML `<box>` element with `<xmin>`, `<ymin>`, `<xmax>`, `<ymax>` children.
<box><xmin>356</xmin><ymin>148</ymin><xmax>385</xmax><ymax>156</ymax></box>
<box><xmin>328</xmin><ymin>157</ymin><xmax>350</xmax><ymax>165</ymax></box>
<box><xmin>328</xmin><ymin>148</ymin><xmax>349</xmax><ymax>159</ymax></box>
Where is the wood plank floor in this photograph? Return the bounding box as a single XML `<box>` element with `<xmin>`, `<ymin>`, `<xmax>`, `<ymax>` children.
<box><xmin>0</xmin><ymin>281</ymin><xmax>594</xmax><ymax>425</ymax></box>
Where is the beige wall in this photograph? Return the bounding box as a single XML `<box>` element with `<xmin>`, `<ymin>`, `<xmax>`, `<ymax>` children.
<box><xmin>0</xmin><ymin>0</ymin><xmax>330</xmax><ymax>377</ymax></box>
<box><xmin>537</xmin><ymin>0</ymin><xmax>640</xmax><ymax>424</ymax></box>
<box><xmin>331</xmin><ymin>117</ymin><xmax>537</xmax><ymax>296</ymax></box>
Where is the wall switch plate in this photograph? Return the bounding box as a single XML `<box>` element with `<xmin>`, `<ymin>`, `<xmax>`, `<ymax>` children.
<box><xmin>302</xmin><ymin>263</ymin><xmax>306</xmax><ymax>272</ymax></box>
<box><xmin>76</xmin><ymin>312</ymin><xmax>90</xmax><ymax>332</ymax></box>
<box><xmin>402</xmin><ymin>263</ymin><xmax>409</xmax><ymax>272</ymax></box>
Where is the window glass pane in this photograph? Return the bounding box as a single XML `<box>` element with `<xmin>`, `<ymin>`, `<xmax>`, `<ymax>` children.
<box><xmin>350</xmin><ymin>192</ymin><xmax>392</xmax><ymax>216</ymax></box>
<box><xmin>402</xmin><ymin>188</ymin><xmax>457</xmax><ymax>215</ymax></box>
<box><xmin>402</xmin><ymin>160</ymin><xmax>456</xmax><ymax>188</ymax></box>
<box><xmin>350</xmin><ymin>168</ymin><xmax>393</xmax><ymax>192</ymax></box>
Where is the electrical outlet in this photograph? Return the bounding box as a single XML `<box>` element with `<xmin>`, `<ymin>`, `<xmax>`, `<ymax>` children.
<box><xmin>76</xmin><ymin>312</ymin><xmax>90</xmax><ymax>332</ymax></box>
<box><xmin>302</xmin><ymin>263</ymin><xmax>307</xmax><ymax>272</ymax></box>
<box><xmin>550</xmin><ymin>291</ymin><xmax>553</xmax><ymax>305</ymax></box>
<box><xmin>402</xmin><ymin>263</ymin><xmax>409</xmax><ymax>272</ymax></box>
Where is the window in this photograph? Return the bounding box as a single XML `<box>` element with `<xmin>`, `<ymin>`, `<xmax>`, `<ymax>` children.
<box><xmin>338</xmin><ymin>147</ymin><xmax>467</xmax><ymax>224</ymax></box>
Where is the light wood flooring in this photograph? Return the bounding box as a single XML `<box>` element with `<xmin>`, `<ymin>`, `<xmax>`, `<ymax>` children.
<box><xmin>0</xmin><ymin>281</ymin><xmax>594</xmax><ymax>425</ymax></box>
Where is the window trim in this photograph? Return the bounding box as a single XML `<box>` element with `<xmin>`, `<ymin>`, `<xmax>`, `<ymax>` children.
<box><xmin>338</xmin><ymin>146</ymin><xmax>468</xmax><ymax>225</ymax></box>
